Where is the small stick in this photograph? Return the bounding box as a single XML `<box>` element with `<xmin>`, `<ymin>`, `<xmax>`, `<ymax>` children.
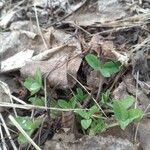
<box><xmin>96</xmin><ymin>76</ymin><xmax>104</xmax><ymax>101</ymax></box>
<box><xmin>68</xmin><ymin>73</ymin><xmax>108</xmax><ymax>118</ymax></box>
<box><xmin>46</xmin><ymin>0</ymin><xmax>89</xmax><ymax>28</ymax></box>
<box><xmin>0</xmin><ymin>113</ymin><xmax>17</xmax><ymax>150</ymax></box>
<box><xmin>135</xmin><ymin>71</ymin><xmax>139</xmax><ymax>109</ymax></box>
<box><xmin>34</xmin><ymin>4</ymin><xmax>48</xmax><ymax>50</ymax></box>
<box><xmin>0</xmin><ymin>81</ymin><xmax>17</xmax><ymax>117</ymax></box>
<box><xmin>0</xmin><ymin>120</ymin><xmax>7</xmax><ymax>150</ymax></box>
<box><xmin>9</xmin><ymin>115</ymin><xmax>41</xmax><ymax>150</ymax></box>
<box><xmin>0</xmin><ymin>102</ymin><xmax>90</xmax><ymax>111</ymax></box>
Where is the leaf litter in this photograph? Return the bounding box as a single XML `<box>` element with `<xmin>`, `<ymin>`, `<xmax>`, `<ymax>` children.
<box><xmin>0</xmin><ymin>0</ymin><xmax>150</xmax><ymax>149</ymax></box>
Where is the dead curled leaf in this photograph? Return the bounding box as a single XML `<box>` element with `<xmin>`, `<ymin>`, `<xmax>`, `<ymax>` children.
<box><xmin>21</xmin><ymin>48</ymin><xmax>82</xmax><ymax>89</ymax></box>
<box><xmin>113</xmin><ymin>82</ymin><xmax>129</xmax><ymax>100</ymax></box>
<box><xmin>61</xmin><ymin>111</ymin><xmax>75</xmax><ymax>132</ymax></box>
<box><xmin>0</xmin><ymin>21</ymin><xmax>82</xmax><ymax>89</ymax></box>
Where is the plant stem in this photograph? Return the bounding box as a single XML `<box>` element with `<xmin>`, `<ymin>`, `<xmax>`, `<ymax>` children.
<box><xmin>106</xmin><ymin>122</ymin><xmax>119</xmax><ymax>129</ymax></box>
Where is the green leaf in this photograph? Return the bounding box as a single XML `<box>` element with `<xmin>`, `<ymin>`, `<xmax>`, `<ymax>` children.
<box><xmin>15</xmin><ymin>117</ymin><xmax>41</xmax><ymax>144</ymax></box>
<box><xmin>100</xmin><ymin>61</ymin><xmax>121</xmax><ymax>77</ymax></box>
<box><xmin>89</xmin><ymin>119</ymin><xmax>106</xmax><ymax>135</ymax></box>
<box><xmin>119</xmin><ymin>119</ymin><xmax>130</xmax><ymax>130</ymax></box>
<box><xmin>77</xmin><ymin>88</ymin><xmax>84</xmax><ymax>97</ymax></box>
<box><xmin>81</xmin><ymin>119</ymin><xmax>92</xmax><ymax>130</ymax></box>
<box><xmin>24</xmin><ymin>77</ymin><xmax>35</xmax><ymax>90</ymax></box>
<box><xmin>30</xmin><ymin>82</ymin><xmax>41</xmax><ymax>95</ymax></box>
<box><xmin>18</xmin><ymin>130</ymin><xmax>33</xmax><ymax>144</ymax></box>
<box><xmin>34</xmin><ymin>68</ymin><xmax>42</xmax><ymax>86</ymax></box>
<box><xmin>29</xmin><ymin>96</ymin><xmax>45</xmax><ymax>106</ymax></box>
<box><xmin>128</xmin><ymin>109</ymin><xmax>143</xmax><ymax>122</ymax></box>
<box><xmin>113</xmin><ymin>100</ymin><xmax>128</xmax><ymax>122</ymax></box>
<box><xmin>113</xmin><ymin>100</ymin><xmax>143</xmax><ymax>130</ymax></box>
<box><xmin>75</xmin><ymin>88</ymin><xmax>87</xmax><ymax>102</ymax></box>
<box><xmin>15</xmin><ymin>117</ymin><xmax>34</xmax><ymax>131</ymax></box>
<box><xmin>69</xmin><ymin>97</ymin><xmax>77</xmax><ymax>109</ymax></box>
<box><xmin>75</xmin><ymin>110</ymin><xmax>89</xmax><ymax>119</ymax></box>
<box><xmin>58</xmin><ymin>99</ymin><xmax>70</xmax><ymax>109</ymax></box>
<box><xmin>87</xmin><ymin>105</ymin><xmax>99</xmax><ymax>118</ymax></box>
<box><xmin>85</xmin><ymin>54</ymin><xmax>101</xmax><ymax>70</ymax></box>
<box><xmin>23</xmin><ymin>68</ymin><xmax>43</xmax><ymax>95</ymax></box>
<box><xmin>120</xmin><ymin>96</ymin><xmax>134</xmax><ymax>109</ymax></box>
<box><xmin>101</xmin><ymin>91</ymin><xmax>110</xmax><ymax>104</ymax></box>
<box><xmin>15</xmin><ymin>117</ymin><xmax>41</xmax><ymax>130</ymax></box>
<box><xmin>23</xmin><ymin>78</ymin><xmax>41</xmax><ymax>95</ymax></box>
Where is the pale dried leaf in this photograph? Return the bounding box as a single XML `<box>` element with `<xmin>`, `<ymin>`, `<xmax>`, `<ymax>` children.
<box><xmin>1</xmin><ymin>50</ymin><xmax>34</xmax><ymax>72</ymax></box>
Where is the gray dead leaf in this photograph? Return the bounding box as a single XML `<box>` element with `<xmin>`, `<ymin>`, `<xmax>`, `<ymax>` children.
<box><xmin>0</xmin><ymin>22</ymin><xmax>46</xmax><ymax>61</ymax></box>
<box><xmin>10</xmin><ymin>21</ymin><xmax>38</xmax><ymax>32</ymax></box>
<box><xmin>33</xmin><ymin>0</ymin><xmax>48</xmax><ymax>7</ymax></box>
<box><xmin>87</xmin><ymin>71</ymin><xmax>104</xmax><ymax>88</ymax></box>
<box><xmin>21</xmin><ymin>61</ymin><xmax>68</xmax><ymax>89</ymax></box>
<box><xmin>21</xmin><ymin>45</ymin><xmax>82</xmax><ymax>89</ymax></box>
<box><xmin>111</xmin><ymin>50</ymin><xmax>129</xmax><ymax>66</ymax></box>
<box><xmin>0</xmin><ymin>31</ymin><xmax>20</xmax><ymax>56</ymax></box>
<box><xmin>136</xmin><ymin>119</ymin><xmax>150</xmax><ymax>150</ymax></box>
<box><xmin>33</xmin><ymin>0</ymin><xmax>68</xmax><ymax>9</ymax></box>
<box><xmin>61</xmin><ymin>111</ymin><xmax>75</xmax><ymax>132</ymax></box>
<box><xmin>22</xmin><ymin>28</ymin><xmax>81</xmax><ymax>89</ymax></box>
<box><xmin>1</xmin><ymin>50</ymin><xmax>34</xmax><ymax>72</ymax></box>
<box><xmin>66</xmin><ymin>0</ymin><xmax>126</xmax><ymax>26</ymax></box>
<box><xmin>138</xmin><ymin>81</ymin><xmax>150</xmax><ymax>95</ymax></box>
<box><xmin>31</xmin><ymin>45</ymin><xmax>70</xmax><ymax>61</ymax></box>
<box><xmin>0</xmin><ymin>11</ymin><xmax>16</xmax><ymax>28</ymax></box>
<box><xmin>0</xmin><ymin>30</ymin><xmax>37</xmax><ymax>60</ymax></box>
<box><xmin>45</xmin><ymin>27</ymin><xmax>81</xmax><ymax>50</ymax></box>
<box><xmin>19</xmin><ymin>30</ymin><xmax>37</xmax><ymax>39</ymax></box>
<box><xmin>98</xmin><ymin>0</ymin><xmax>126</xmax><ymax>23</ymax></box>
<box><xmin>113</xmin><ymin>82</ymin><xmax>129</xmax><ymax>100</ymax></box>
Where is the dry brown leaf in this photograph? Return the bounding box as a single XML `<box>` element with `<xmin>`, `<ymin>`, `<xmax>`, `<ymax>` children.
<box><xmin>113</xmin><ymin>82</ymin><xmax>130</xmax><ymax>100</ymax></box>
<box><xmin>61</xmin><ymin>111</ymin><xmax>75</xmax><ymax>132</ymax></box>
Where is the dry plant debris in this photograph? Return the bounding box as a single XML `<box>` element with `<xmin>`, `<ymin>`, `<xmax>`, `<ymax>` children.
<box><xmin>0</xmin><ymin>0</ymin><xmax>150</xmax><ymax>149</ymax></box>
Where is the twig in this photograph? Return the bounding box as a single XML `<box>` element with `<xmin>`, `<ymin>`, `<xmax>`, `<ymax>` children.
<box><xmin>9</xmin><ymin>115</ymin><xmax>41</xmax><ymax>150</ymax></box>
<box><xmin>72</xmin><ymin>23</ymin><xmax>92</xmax><ymax>36</ymax></box>
<box><xmin>0</xmin><ymin>102</ymin><xmax>90</xmax><ymax>111</ymax></box>
<box><xmin>12</xmin><ymin>95</ymin><xmax>27</xmax><ymax>105</ymax></box>
<box><xmin>7</xmin><ymin>0</ymin><xmax>25</xmax><ymax>13</ymax></box>
<box><xmin>135</xmin><ymin>71</ymin><xmax>139</xmax><ymax>109</ymax></box>
<box><xmin>68</xmin><ymin>73</ymin><xmax>108</xmax><ymax>118</ymax></box>
<box><xmin>96</xmin><ymin>76</ymin><xmax>104</xmax><ymax>101</ymax></box>
<box><xmin>134</xmin><ymin>102</ymin><xmax>150</xmax><ymax>142</ymax></box>
<box><xmin>46</xmin><ymin>0</ymin><xmax>89</xmax><ymax>28</ymax></box>
<box><xmin>83</xmin><ymin>89</ymin><xmax>94</xmax><ymax>108</ymax></box>
<box><xmin>0</xmin><ymin>119</ymin><xmax>7</xmax><ymax>150</ymax></box>
<box><xmin>0</xmin><ymin>113</ymin><xmax>17</xmax><ymax>150</ymax></box>
<box><xmin>27</xmin><ymin>115</ymin><xmax>47</xmax><ymax>150</ymax></box>
<box><xmin>33</xmin><ymin>4</ymin><xmax>48</xmax><ymax>50</ymax></box>
<box><xmin>0</xmin><ymin>81</ymin><xmax>17</xmax><ymax>117</ymax></box>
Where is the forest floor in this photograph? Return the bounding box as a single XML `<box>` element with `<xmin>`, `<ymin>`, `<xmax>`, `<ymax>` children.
<box><xmin>0</xmin><ymin>0</ymin><xmax>150</xmax><ymax>149</ymax></box>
